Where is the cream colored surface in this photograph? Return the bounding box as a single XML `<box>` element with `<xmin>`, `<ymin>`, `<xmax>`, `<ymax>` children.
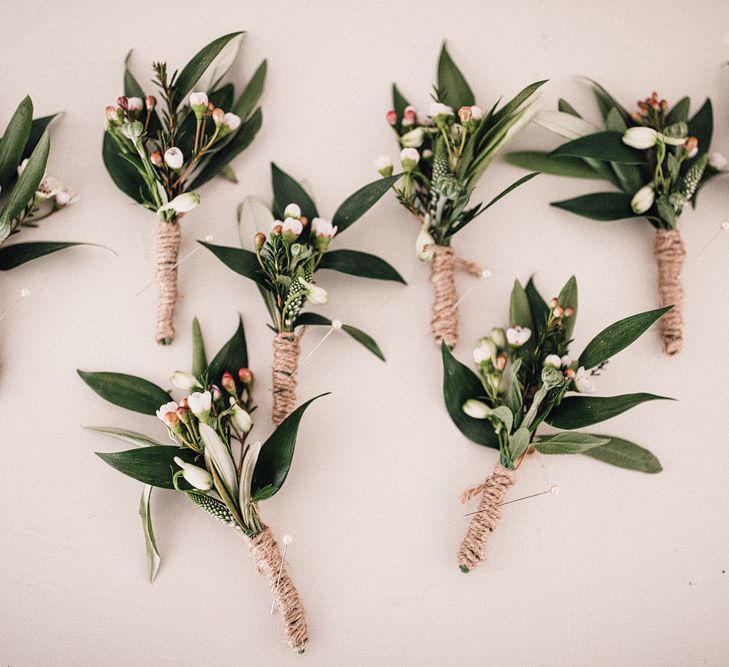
<box><xmin>2</xmin><ymin>1</ymin><xmax>729</xmax><ymax>664</ymax></box>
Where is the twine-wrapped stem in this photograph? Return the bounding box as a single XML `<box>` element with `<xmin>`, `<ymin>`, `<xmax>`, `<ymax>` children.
<box><xmin>272</xmin><ymin>331</ymin><xmax>301</xmax><ymax>425</ymax></box>
<box><xmin>155</xmin><ymin>218</ymin><xmax>182</xmax><ymax>345</ymax></box>
<box><xmin>248</xmin><ymin>525</ymin><xmax>309</xmax><ymax>653</ymax></box>
<box><xmin>428</xmin><ymin>244</ymin><xmax>482</xmax><ymax>348</ymax></box>
<box><xmin>457</xmin><ymin>463</ymin><xmax>516</xmax><ymax>572</ymax></box>
<box><xmin>654</xmin><ymin>228</ymin><xmax>686</xmax><ymax>355</ymax></box>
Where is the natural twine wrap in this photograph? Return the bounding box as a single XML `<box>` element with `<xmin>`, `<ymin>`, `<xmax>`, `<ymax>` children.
<box><xmin>272</xmin><ymin>331</ymin><xmax>301</xmax><ymax>425</ymax></box>
<box><xmin>458</xmin><ymin>463</ymin><xmax>516</xmax><ymax>572</ymax></box>
<box><xmin>428</xmin><ymin>245</ymin><xmax>483</xmax><ymax>348</ymax></box>
<box><xmin>654</xmin><ymin>229</ymin><xmax>686</xmax><ymax>355</ymax></box>
<box><xmin>155</xmin><ymin>218</ymin><xmax>182</xmax><ymax>345</ymax></box>
<box><xmin>248</xmin><ymin>525</ymin><xmax>309</xmax><ymax>653</ymax></box>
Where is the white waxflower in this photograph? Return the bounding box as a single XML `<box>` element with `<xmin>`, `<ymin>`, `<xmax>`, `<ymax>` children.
<box><xmin>574</xmin><ymin>366</ymin><xmax>595</xmax><ymax>393</ymax></box>
<box><xmin>622</xmin><ymin>126</ymin><xmax>659</xmax><ymax>150</ymax></box>
<box><xmin>158</xmin><ymin>192</ymin><xmax>200</xmax><ymax>215</ymax></box>
<box><xmin>35</xmin><ymin>176</ymin><xmax>63</xmax><ymax>200</ymax></box>
<box><xmin>282</xmin><ymin>217</ymin><xmax>303</xmax><ymax>237</ymax></box>
<box><xmin>561</xmin><ymin>355</ymin><xmax>573</xmax><ymax>368</ymax></box>
<box><xmin>222</xmin><ymin>112</ymin><xmax>241</xmax><ymax>131</ymax></box>
<box><xmin>55</xmin><ymin>188</ymin><xmax>77</xmax><ymax>207</ymax></box>
<box><xmin>230</xmin><ymin>403</ymin><xmax>253</xmax><ymax>436</ymax></box>
<box><xmin>170</xmin><ymin>371</ymin><xmax>198</xmax><ymax>391</ymax></box>
<box><xmin>374</xmin><ymin>155</ymin><xmax>393</xmax><ymax>177</ymax></box>
<box><xmin>164</xmin><ymin>147</ymin><xmax>184</xmax><ymax>170</ymax></box>
<box><xmin>709</xmin><ymin>152</ymin><xmax>727</xmax><ymax>170</ymax></box>
<box><xmin>311</xmin><ymin>217</ymin><xmax>337</xmax><ymax>238</ymax></box>
<box><xmin>490</xmin><ymin>327</ymin><xmax>506</xmax><ymax>349</ymax></box>
<box><xmin>300</xmin><ymin>278</ymin><xmax>328</xmax><ymax>305</ymax></box>
<box><xmin>506</xmin><ymin>325</ymin><xmax>532</xmax><ymax>347</ymax></box>
<box><xmin>173</xmin><ymin>457</ymin><xmax>213</xmax><ymax>491</ymax></box>
<box><xmin>631</xmin><ymin>184</ymin><xmax>655</xmax><ymax>214</ymax></box>
<box><xmin>156</xmin><ymin>401</ymin><xmax>179</xmax><ymax>422</ymax></box>
<box><xmin>126</xmin><ymin>97</ymin><xmax>144</xmax><ymax>111</ymax></box>
<box><xmin>463</xmin><ymin>399</ymin><xmax>491</xmax><ymax>419</ymax></box>
<box><xmin>400</xmin><ymin>127</ymin><xmax>425</xmax><ymax>148</ymax></box>
<box><xmin>189</xmin><ymin>91</ymin><xmax>209</xmax><ymax>108</ymax></box>
<box><xmin>543</xmin><ymin>354</ymin><xmax>562</xmax><ymax>368</ymax></box>
<box><xmin>284</xmin><ymin>203</ymin><xmax>301</xmax><ymax>218</ymax></box>
<box><xmin>400</xmin><ymin>147</ymin><xmax>420</xmax><ymax>171</ymax></box>
<box><xmin>470</xmin><ymin>105</ymin><xmax>484</xmax><ymax>120</ymax></box>
<box><xmin>415</xmin><ymin>225</ymin><xmax>435</xmax><ymax>261</ymax></box>
<box><xmin>187</xmin><ymin>390</ymin><xmax>212</xmax><ymax>417</ymax></box>
<box><xmin>473</xmin><ymin>339</ymin><xmax>497</xmax><ymax>364</ymax></box>
<box><xmin>429</xmin><ymin>102</ymin><xmax>454</xmax><ymax>119</ymax></box>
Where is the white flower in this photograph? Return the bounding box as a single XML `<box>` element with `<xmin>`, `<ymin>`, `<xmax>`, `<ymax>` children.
<box><xmin>311</xmin><ymin>217</ymin><xmax>337</xmax><ymax>238</ymax></box>
<box><xmin>662</xmin><ymin>134</ymin><xmax>686</xmax><ymax>147</ymax></box>
<box><xmin>173</xmin><ymin>456</ymin><xmax>213</xmax><ymax>491</ymax></box>
<box><xmin>156</xmin><ymin>401</ymin><xmax>179</xmax><ymax>422</ymax></box>
<box><xmin>506</xmin><ymin>325</ymin><xmax>532</xmax><ymax>347</ymax></box>
<box><xmin>400</xmin><ymin>128</ymin><xmax>425</xmax><ymax>148</ymax></box>
<box><xmin>170</xmin><ymin>371</ymin><xmax>198</xmax><ymax>391</ymax></box>
<box><xmin>622</xmin><ymin>127</ymin><xmax>658</xmax><ymax>150</ymax></box>
<box><xmin>230</xmin><ymin>403</ymin><xmax>253</xmax><ymax>436</ymax></box>
<box><xmin>416</xmin><ymin>225</ymin><xmax>435</xmax><ymax>261</ymax></box>
<box><xmin>470</xmin><ymin>105</ymin><xmax>484</xmax><ymax>120</ymax></box>
<box><xmin>709</xmin><ymin>152</ymin><xmax>727</xmax><ymax>170</ymax></box>
<box><xmin>300</xmin><ymin>278</ymin><xmax>328</xmax><ymax>305</ymax></box>
<box><xmin>55</xmin><ymin>188</ymin><xmax>77</xmax><ymax>207</ymax></box>
<box><xmin>282</xmin><ymin>217</ymin><xmax>303</xmax><ymax>237</ymax></box>
<box><xmin>400</xmin><ymin>147</ymin><xmax>420</xmax><ymax>171</ymax></box>
<box><xmin>490</xmin><ymin>327</ymin><xmax>506</xmax><ymax>349</ymax></box>
<box><xmin>574</xmin><ymin>366</ymin><xmax>595</xmax><ymax>393</ymax></box>
<box><xmin>284</xmin><ymin>203</ymin><xmax>301</xmax><ymax>218</ymax></box>
<box><xmin>164</xmin><ymin>147</ymin><xmax>184</xmax><ymax>170</ymax></box>
<box><xmin>126</xmin><ymin>97</ymin><xmax>144</xmax><ymax>111</ymax></box>
<box><xmin>463</xmin><ymin>399</ymin><xmax>491</xmax><ymax>419</ymax></box>
<box><xmin>35</xmin><ymin>176</ymin><xmax>63</xmax><ymax>200</ymax></box>
<box><xmin>631</xmin><ymin>184</ymin><xmax>655</xmax><ymax>214</ymax></box>
<box><xmin>16</xmin><ymin>158</ymin><xmax>28</xmax><ymax>175</ymax></box>
<box><xmin>158</xmin><ymin>192</ymin><xmax>200</xmax><ymax>216</ymax></box>
<box><xmin>473</xmin><ymin>339</ymin><xmax>496</xmax><ymax>364</ymax></box>
<box><xmin>189</xmin><ymin>91</ymin><xmax>209</xmax><ymax>108</ymax></box>
<box><xmin>561</xmin><ymin>355</ymin><xmax>573</xmax><ymax>368</ymax></box>
<box><xmin>187</xmin><ymin>390</ymin><xmax>212</xmax><ymax>417</ymax></box>
<box><xmin>374</xmin><ymin>154</ymin><xmax>393</xmax><ymax>177</ymax></box>
<box><xmin>429</xmin><ymin>102</ymin><xmax>454</xmax><ymax>119</ymax></box>
<box><xmin>543</xmin><ymin>354</ymin><xmax>562</xmax><ymax>369</ymax></box>
<box><xmin>220</xmin><ymin>112</ymin><xmax>241</xmax><ymax>134</ymax></box>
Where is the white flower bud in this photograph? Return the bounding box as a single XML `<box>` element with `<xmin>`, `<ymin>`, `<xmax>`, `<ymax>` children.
<box><xmin>374</xmin><ymin>154</ymin><xmax>393</xmax><ymax>177</ymax></box>
<box><xmin>506</xmin><ymin>325</ymin><xmax>532</xmax><ymax>347</ymax></box>
<box><xmin>155</xmin><ymin>401</ymin><xmax>179</xmax><ymax>422</ymax></box>
<box><xmin>230</xmin><ymin>403</ymin><xmax>253</xmax><ymax>436</ymax></box>
<box><xmin>170</xmin><ymin>371</ymin><xmax>199</xmax><ymax>391</ymax></box>
<box><xmin>187</xmin><ymin>390</ymin><xmax>212</xmax><ymax>417</ymax></box>
<box><xmin>173</xmin><ymin>456</ymin><xmax>213</xmax><ymax>491</ymax></box>
<box><xmin>400</xmin><ymin>127</ymin><xmax>425</xmax><ymax>148</ymax></box>
<box><xmin>462</xmin><ymin>399</ymin><xmax>491</xmax><ymax>419</ymax></box>
<box><xmin>429</xmin><ymin>102</ymin><xmax>454</xmax><ymax>119</ymax></box>
<box><xmin>622</xmin><ymin>126</ymin><xmax>658</xmax><ymax>150</ymax></box>
<box><xmin>631</xmin><ymin>184</ymin><xmax>655</xmax><ymax>214</ymax></box>
<box><xmin>284</xmin><ymin>203</ymin><xmax>301</xmax><ymax>219</ymax></box>
<box><xmin>164</xmin><ymin>147</ymin><xmax>184</xmax><ymax>170</ymax></box>
<box><xmin>311</xmin><ymin>217</ymin><xmax>337</xmax><ymax>238</ymax></box>
<box><xmin>400</xmin><ymin>147</ymin><xmax>420</xmax><ymax>171</ymax></box>
<box><xmin>415</xmin><ymin>225</ymin><xmax>435</xmax><ymax>261</ymax></box>
<box><xmin>473</xmin><ymin>338</ymin><xmax>497</xmax><ymax>364</ymax></box>
<box><xmin>543</xmin><ymin>354</ymin><xmax>562</xmax><ymax>368</ymax></box>
<box><xmin>300</xmin><ymin>278</ymin><xmax>328</xmax><ymax>305</ymax></box>
<box><xmin>127</xmin><ymin>97</ymin><xmax>144</xmax><ymax>112</ymax></box>
<box><xmin>490</xmin><ymin>327</ymin><xmax>506</xmax><ymax>349</ymax></box>
<box><xmin>158</xmin><ymin>192</ymin><xmax>201</xmax><ymax>216</ymax></box>
<box><xmin>470</xmin><ymin>105</ymin><xmax>484</xmax><ymax>120</ymax></box>
<box><xmin>189</xmin><ymin>91</ymin><xmax>209</xmax><ymax>108</ymax></box>
<box><xmin>574</xmin><ymin>366</ymin><xmax>595</xmax><ymax>393</ymax></box>
<box><xmin>709</xmin><ymin>152</ymin><xmax>727</xmax><ymax>170</ymax></box>
<box><xmin>282</xmin><ymin>217</ymin><xmax>303</xmax><ymax>238</ymax></box>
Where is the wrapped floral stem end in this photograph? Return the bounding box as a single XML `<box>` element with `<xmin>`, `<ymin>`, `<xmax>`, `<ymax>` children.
<box><xmin>654</xmin><ymin>228</ymin><xmax>685</xmax><ymax>354</ymax></box>
<box><xmin>272</xmin><ymin>331</ymin><xmax>301</xmax><ymax>426</ymax></box>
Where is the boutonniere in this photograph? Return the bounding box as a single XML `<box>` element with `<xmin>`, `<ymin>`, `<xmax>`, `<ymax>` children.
<box><xmin>441</xmin><ymin>276</ymin><xmax>667</xmax><ymax>573</ymax></box>
<box><xmin>79</xmin><ymin>317</ymin><xmax>325</xmax><ymax>652</ymax></box>
<box><xmin>202</xmin><ymin>163</ymin><xmax>404</xmax><ymax>424</ymax></box>
<box><xmin>103</xmin><ymin>32</ymin><xmax>265</xmax><ymax>345</ymax></box>
<box><xmin>506</xmin><ymin>84</ymin><xmax>727</xmax><ymax>354</ymax></box>
<box><xmin>0</xmin><ymin>97</ymin><xmax>81</xmax><ymax>272</ymax></box>
<box><xmin>376</xmin><ymin>43</ymin><xmax>544</xmax><ymax>347</ymax></box>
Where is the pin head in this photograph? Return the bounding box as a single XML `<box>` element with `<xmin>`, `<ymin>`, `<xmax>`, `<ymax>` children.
<box><xmin>480</xmin><ymin>269</ymin><xmax>492</xmax><ymax>279</ymax></box>
<box><xmin>204</xmin><ymin>235</ymin><xmax>214</xmax><ymax>243</ymax></box>
<box><xmin>331</xmin><ymin>319</ymin><xmax>343</xmax><ymax>330</ymax></box>
<box><xmin>549</xmin><ymin>485</ymin><xmax>560</xmax><ymax>496</ymax></box>
<box><xmin>20</xmin><ymin>288</ymin><xmax>30</xmax><ymax>298</ymax></box>
<box><xmin>721</xmin><ymin>221</ymin><xmax>729</xmax><ymax>231</ymax></box>
<box><xmin>282</xmin><ymin>534</ymin><xmax>293</xmax><ymax>545</ymax></box>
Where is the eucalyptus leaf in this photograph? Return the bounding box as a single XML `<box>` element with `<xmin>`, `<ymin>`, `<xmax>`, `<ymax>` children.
<box><xmin>96</xmin><ymin>446</ymin><xmax>197</xmax><ymax>489</ymax></box>
<box><xmin>546</xmin><ymin>393</ymin><xmax>672</xmax><ymax>430</ymax></box>
<box><xmin>534</xmin><ymin>431</ymin><xmax>609</xmax><ymax>454</ymax></box>
<box><xmin>437</xmin><ymin>42</ymin><xmax>474</xmax><ymax>109</ymax></box>
<box><xmin>582</xmin><ymin>436</ymin><xmax>662</xmax><ymax>473</ymax></box>
<box><xmin>332</xmin><ymin>174</ymin><xmax>401</xmax><ymax>234</ymax></box>
<box><xmin>318</xmin><ymin>249</ymin><xmax>405</xmax><ymax>283</ymax></box>
<box><xmin>491</xmin><ymin>406</ymin><xmax>514</xmax><ymax>435</ymax></box>
<box><xmin>508</xmin><ymin>426</ymin><xmax>531</xmax><ymax>461</ymax></box>
<box><xmin>139</xmin><ymin>485</ymin><xmax>161</xmax><ymax>583</ymax></box>
<box><xmin>78</xmin><ymin>370</ymin><xmax>172</xmax><ymax>415</ymax></box>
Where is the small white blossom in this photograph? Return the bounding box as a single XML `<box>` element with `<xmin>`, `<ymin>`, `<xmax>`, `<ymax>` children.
<box><xmin>222</xmin><ymin>112</ymin><xmax>241</xmax><ymax>131</ymax></box>
<box><xmin>473</xmin><ymin>339</ymin><xmax>497</xmax><ymax>364</ymax></box>
<box><xmin>470</xmin><ymin>105</ymin><xmax>484</xmax><ymax>120</ymax></box>
<box><xmin>463</xmin><ymin>399</ymin><xmax>491</xmax><ymax>419</ymax></box>
<box><xmin>311</xmin><ymin>217</ymin><xmax>337</xmax><ymax>238</ymax></box>
<box><xmin>284</xmin><ymin>203</ymin><xmax>301</xmax><ymax>218</ymax></box>
<box><xmin>415</xmin><ymin>225</ymin><xmax>435</xmax><ymax>261</ymax></box>
<box><xmin>300</xmin><ymin>278</ymin><xmax>328</xmax><ymax>305</ymax></box>
<box><xmin>189</xmin><ymin>91</ymin><xmax>209</xmax><ymax>108</ymax></box>
<box><xmin>230</xmin><ymin>403</ymin><xmax>253</xmax><ymax>436</ymax></box>
<box><xmin>400</xmin><ymin>127</ymin><xmax>425</xmax><ymax>148</ymax></box>
<box><xmin>429</xmin><ymin>102</ymin><xmax>454</xmax><ymax>119</ymax></box>
<box><xmin>622</xmin><ymin>126</ymin><xmax>658</xmax><ymax>150</ymax></box>
<box><xmin>171</xmin><ymin>371</ymin><xmax>199</xmax><ymax>391</ymax></box>
<box><xmin>631</xmin><ymin>184</ymin><xmax>655</xmax><ymax>214</ymax></box>
<box><xmin>35</xmin><ymin>176</ymin><xmax>63</xmax><ymax>200</ymax></box>
<box><xmin>187</xmin><ymin>390</ymin><xmax>212</xmax><ymax>417</ymax></box>
<box><xmin>506</xmin><ymin>325</ymin><xmax>532</xmax><ymax>347</ymax></box>
<box><xmin>126</xmin><ymin>97</ymin><xmax>144</xmax><ymax>111</ymax></box>
<box><xmin>156</xmin><ymin>401</ymin><xmax>179</xmax><ymax>422</ymax></box>
<box><xmin>158</xmin><ymin>192</ymin><xmax>200</xmax><ymax>216</ymax></box>
<box><xmin>574</xmin><ymin>366</ymin><xmax>595</xmax><ymax>393</ymax></box>
<box><xmin>282</xmin><ymin>217</ymin><xmax>303</xmax><ymax>238</ymax></box>
<box><xmin>543</xmin><ymin>354</ymin><xmax>562</xmax><ymax>369</ymax></box>
<box><xmin>164</xmin><ymin>147</ymin><xmax>184</xmax><ymax>170</ymax></box>
<box><xmin>400</xmin><ymin>147</ymin><xmax>420</xmax><ymax>171</ymax></box>
<box><xmin>173</xmin><ymin>457</ymin><xmax>213</xmax><ymax>491</ymax></box>
<box><xmin>374</xmin><ymin>154</ymin><xmax>393</xmax><ymax>177</ymax></box>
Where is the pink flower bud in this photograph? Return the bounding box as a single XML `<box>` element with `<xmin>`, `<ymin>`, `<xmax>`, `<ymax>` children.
<box><xmin>127</xmin><ymin>97</ymin><xmax>144</xmax><ymax>112</ymax></box>
<box><xmin>386</xmin><ymin>110</ymin><xmax>397</xmax><ymax>126</ymax></box>
<box><xmin>117</xmin><ymin>96</ymin><xmax>128</xmax><ymax>110</ymax></box>
<box><xmin>146</xmin><ymin>95</ymin><xmax>157</xmax><ymax>110</ymax></box>
<box><xmin>212</xmin><ymin>108</ymin><xmax>225</xmax><ymax>125</ymax></box>
<box><xmin>221</xmin><ymin>371</ymin><xmax>236</xmax><ymax>394</ymax></box>
<box><xmin>403</xmin><ymin>106</ymin><xmax>417</xmax><ymax>121</ymax></box>
<box><xmin>105</xmin><ymin>106</ymin><xmax>118</xmax><ymax>121</ymax></box>
<box><xmin>238</xmin><ymin>368</ymin><xmax>253</xmax><ymax>384</ymax></box>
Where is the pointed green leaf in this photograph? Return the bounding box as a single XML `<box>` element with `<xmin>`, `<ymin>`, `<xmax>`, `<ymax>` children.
<box><xmin>252</xmin><ymin>393</ymin><xmax>329</xmax><ymax>495</ymax></box>
<box><xmin>234</xmin><ymin>59</ymin><xmax>267</xmax><ymax>121</ymax></box>
<box><xmin>271</xmin><ymin>162</ymin><xmax>318</xmax><ymax>221</ymax></box>
<box><xmin>534</xmin><ymin>431</ymin><xmax>609</xmax><ymax>454</ymax></box>
<box><xmin>332</xmin><ymin>174</ymin><xmax>402</xmax><ymax>234</ymax></box>
<box><xmin>579</xmin><ymin>306</ymin><xmax>671</xmax><ymax>369</ymax></box>
<box><xmin>341</xmin><ymin>324</ymin><xmax>385</xmax><ymax>361</ymax></box>
<box><xmin>581</xmin><ymin>435</ymin><xmax>662</xmax><ymax>473</ymax></box>
<box><xmin>441</xmin><ymin>342</ymin><xmax>499</xmax><ymax>448</ymax></box>
<box><xmin>392</xmin><ymin>83</ymin><xmax>410</xmax><ymax>120</ymax></box>
<box><xmin>687</xmin><ymin>98</ymin><xmax>712</xmax><ymax>159</ymax></box>
<box><xmin>84</xmin><ymin>426</ymin><xmax>164</xmax><ymax>448</ymax></box>
<box><xmin>557</xmin><ymin>275</ymin><xmax>578</xmax><ymax>341</ymax></box>
<box><xmin>199</xmin><ymin>423</ymin><xmax>237</xmax><ymax>498</ymax></box>
<box><xmin>0</xmin><ymin>241</ymin><xmax>88</xmax><ymax>270</ymax></box>
<box><xmin>0</xmin><ymin>96</ymin><xmax>33</xmax><ymax>188</ymax></box>
<box><xmin>508</xmin><ymin>426</ymin><xmax>531</xmax><ymax>461</ymax></box>
<box><xmin>78</xmin><ymin>370</ymin><xmax>172</xmax><ymax>415</ymax></box>
<box><xmin>491</xmin><ymin>80</ymin><xmax>548</xmax><ymax>124</ymax></box>
<box><xmin>666</xmin><ymin>97</ymin><xmax>690</xmax><ymax>125</ymax></box>
<box><xmin>550</xmin><ymin>132</ymin><xmax>646</xmax><ymax>164</ymax></box>
<box><xmin>437</xmin><ymin>43</ymin><xmax>474</xmax><ymax>109</ymax></box>
<box><xmin>199</xmin><ymin>241</ymin><xmax>267</xmax><ymax>287</ymax></box>
<box><xmin>318</xmin><ymin>249</ymin><xmax>405</xmax><ymax>283</ymax></box>
<box><xmin>558</xmin><ymin>99</ymin><xmax>581</xmax><ymax>117</ymax></box>
<box><xmin>588</xmin><ymin>80</ymin><xmax>630</xmax><ymax>123</ymax></box>
<box><xmin>546</xmin><ymin>393</ymin><xmax>673</xmax><ymax>430</ymax></box>
<box><xmin>96</xmin><ymin>446</ymin><xmax>197</xmax><ymax>489</ymax></box>
<box><xmin>505</xmin><ymin>358</ymin><xmax>523</xmax><ymax>425</ymax></box>
<box><xmin>504</xmin><ymin>151</ymin><xmax>604</xmax><ymax>179</ymax></box>
<box><xmin>525</xmin><ymin>277</ymin><xmax>549</xmax><ymax>332</ymax></box>
<box><xmin>605</xmin><ymin>107</ymin><xmax>627</xmax><ymax>133</ymax></box>
<box><xmin>102</xmin><ymin>133</ymin><xmax>147</xmax><ymax>204</ymax></box>
<box><xmin>509</xmin><ymin>279</ymin><xmax>534</xmax><ymax>330</ymax></box>
<box><xmin>551</xmin><ymin>192</ymin><xmax>637</xmax><ymax>221</ymax></box>
<box><xmin>139</xmin><ymin>485</ymin><xmax>161</xmax><ymax>583</ymax></box>
<box><xmin>192</xmin><ymin>317</ymin><xmax>207</xmax><ymax>376</ymax></box>
<box><xmin>207</xmin><ymin>315</ymin><xmax>247</xmax><ymax>389</ymax></box>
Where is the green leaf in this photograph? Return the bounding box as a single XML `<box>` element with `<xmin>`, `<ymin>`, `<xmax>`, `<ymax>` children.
<box><xmin>392</xmin><ymin>84</ymin><xmax>410</xmax><ymax>119</ymax></box>
<box><xmin>666</xmin><ymin>97</ymin><xmax>690</xmax><ymax>125</ymax></box>
<box><xmin>551</xmin><ymin>132</ymin><xmax>646</xmax><ymax>164</ymax></box>
<box><xmin>199</xmin><ymin>241</ymin><xmax>267</xmax><ymax>288</ymax></box>
<box><xmin>318</xmin><ymin>249</ymin><xmax>405</xmax><ymax>283</ymax></box>
<box><xmin>525</xmin><ymin>277</ymin><xmax>549</xmax><ymax>332</ymax></box>
<box><xmin>551</xmin><ymin>192</ymin><xmax>637</xmax><ymax>221</ymax></box>
<box><xmin>332</xmin><ymin>174</ymin><xmax>402</xmax><ymax>234</ymax></box>
<box><xmin>191</xmin><ymin>317</ymin><xmax>207</xmax><ymax>377</ymax></box>
<box><xmin>437</xmin><ymin>42</ymin><xmax>474</xmax><ymax>109</ymax></box>
<box><xmin>96</xmin><ymin>446</ymin><xmax>197</xmax><ymax>489</ymax></box>
<box><xmin>491</xmin><ymin>80</ymin><xmax>548</xmax><ymax>124</ymax></box>
<box><xmin>546</xmin><ymin>393</ymin><xmax>672</xmax><ymax>430</ymax></box>
<box><xmin>293</xmin><ymin>312</ymin><xmax>331</xmax><ymax>327</ymax></box>
<box><xmin>0</xmin><ymin>96</ymin><xmax>33</xmax><ymax>188</ymax></box>
<box><xmin>234</xmin><ymin>60</ymin><xmax>267</xmax><ymax>121</ymax></box>
<box><xmin>207</xmin><ymin>315</ymin><xmax>247</xmax><ymax>389</ymax></box>
<box><xmin>341</xmin><ymin>324</ymin><xmax>385</xmax><ymax>361</ymax></box>
<box><xmin>441</xmin><ymin>342</ymin><xmax>499</xmax><ymax>449</ymax></box>
<box><xmin>102</xmin><ymin>133</ymin><xmax>147</xmax><ymax>204</ymax></box>
<box><xmin>504</xmin><ymin>151</ymin><xmax>604</xmax><ymax>179</ymax></box>
<box><xmin>508</xmin><ymin>426</ymin><xmax>531</xmax><ymax>461</ymax></box>
<box><xmin>0</xmin><ymin>131</ymin><xmax>50</xmax><ymax>244</ymax></box>
<box><xmin>505</xmin><ymin>358</ymin><xmax>523</xmax><ymax>425</ymax></box>
<box><xmin>0</xmin><ymin>241</ymin><xmax>86</xmax><ymax>270</ymax></box>
<box><xmin>604</xmin><ymin>107</ymin><xmax>627</xmax><ymax>133</ymax></box>
<box><xmin>557</xmin><ymin>275</ymin><xmax>578</xmax><ymax>341</ymax></box>
<box><xmin>534</xmin><ymin>431</ymin><xmax>609</xmax><ymax>454</ymax></box>
<box><xmin>252</xmin><ymin>393</ymin><xmax>328</xmax><ymax>495</ymax></box>
<box><xmin>78</xmin><ymin>370</ymin><xmax>172</xmax><ymax>415</ymax></box>
<box><xmin>139</xmin><ymin>485</ymin><xmax>161</xmax><ymax>583</ymax></box>
<box><xmin>509</xmin><ymin>280</ymin><xmax>534</xmax><ymax>330</ymax></box>
<box><xmin>84</xmin><ymin>426</ymin><xmax>164</xmax><ymax>448</ymax></box>
<box><xmin>558</xmin><ymin>98</ymin><xmax>581</xmax><ymax>117</ymax></box>
<box><xmin>271</xmin><ymin>162</ymin><xmax>318</xmax><ymax>221</ymax></box>
<box><xmin>581</xmin><ymin>436</ymin><xmax>662</xmax><ymax>473</ymax></box>
<box><xmin>24</xmin><ymin>114</ymin><xmax>58</xmax><ymax>160</ymax></box>
<box><xmin>588</xmin><ymin>80</ymin><xmax>630</xmax><ymax>124</ymax></box>
<box><xmin>491</xmin><ymin>406</ymin><xmax>514</xmax><ymax>435</ymax></box>
<box><xmin>173</xmin><ymin>32</ymin><xmax>244</xmax><ymax>106</ymax></box>
<box><xmin>687</xmin><ymin>99</ymin><xmax>712</xmax><ymax>159</ymax></box>
<box><xmin>579</xmin><ymin>306</ymin><xmax>671</xmax><ymax>369</ymax></box>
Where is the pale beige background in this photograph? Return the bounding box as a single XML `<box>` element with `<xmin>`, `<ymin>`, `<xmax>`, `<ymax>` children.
<box><xmin>2</xmin><ymin>1</ymin><xmax>729</xmax><ymax>665</ymax></box>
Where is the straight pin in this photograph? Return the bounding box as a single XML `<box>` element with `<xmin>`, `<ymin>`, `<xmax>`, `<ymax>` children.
<box><xmin>300</xmin><ymin>319</ymin><xmax>342</xmax><ymax>365</ymax></box>
<box><xmin>690</xmin><ymin>221</ymin><xmax>729</xmax><ymax>264</ymax></box>
<box><xmin>270</xmin><ymin>534</ymin><xmax>293</xmax><ymax>614</ymax></box>
<box><xmin>135</xmin><ymin>235</ymin><xmax>213</xmax><ymax>296</ymax></box>
<box><xmin>464</xmin><ymin>485</ymin><xmax>559</xmax><ymax>517</ymax></box>
<box><xmin>0</xmin><ymin>287</ymin><xmax>30</xmax><ymax>322</ymax></box>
